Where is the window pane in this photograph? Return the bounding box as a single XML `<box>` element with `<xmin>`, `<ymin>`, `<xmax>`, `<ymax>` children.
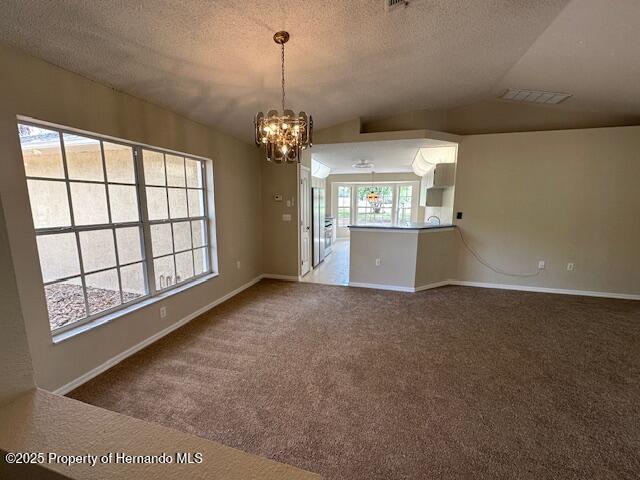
<box><xmin>175</xmin><ymin>250</ymin><xmax>194</xmax><ymax>283</ymax></box>
<box><xmin>79</xmin><ymin>229</ymin><xmax>116</xmax><ymax>273</ymax></box>
<box><xmin>154</xmin><ymin>255</ymin><xmax>176</xmax><ymax>290</ymax></box>
<box><xmin>120</xmin><ymin>262</ymin><xmax>146</xmax><ymax>300</ymax></box>
<box><xmin>109</xmin><ymin>184</ymin><xmax>139</xmax><ymax>223</ymax></box>
<box><xmin>187</xmin><ymin>189</ymin><xmax>204</xmax><ymax>217</ymax></box>
<box><xmin>63</xmin><ymin>134</ymin><xmax>104</xmax><ymax>182</ymax></box>
<box><xmin>19</xmin><ymin>124</ymin><xmax>65</xmax><ymax>179</ymax></box>
<box><xmin>165</xmin><ymin>154</ymin><xmax>185</xmax><ymax>187</ymax></box>
<box><xmin>36</xmin><ymin>233</ymin><xmax>80</xmax><ymax>283</ymax></box>
<box><xmin>44</xmin><ymin>277</ymin><xmax>85</xmax><ymax>330</ymax></box>
<box><xmin>151</xmin><ymin>223</ymin><xmax>173</xmax><ymax>257</ymax></box>
<box><xmin>116</xmin><ymin>227</ymin><xmax>143</xmax><ymax>264</ymax></box>
<box><xmin>70</xmin><ymin>183</ymin><xmax>109</xmax><ymax>225</ymax></box>
<box><xmin>191</xmin><ymin>220</ymin><xmax>207</xmax><ymax>248</ymax></box>
<box><xmin>337</xmin><ymin>185</ymin><xmax>351</xmax><ymax>227</ymax></box>
<box><xmin>85</xmin><ymin>268</ymin><xmax>121</xmax><ymax>315</ymax></box>
<box><xmin>186</xmin><ymin>159</ymin><xmax>202</xmax><ymax>188</ymax></box>
<box><xmin>104</xmin><ymin>142</ymin><xmax>135</xmax><ymax>184</ymax></box>
<box><xmin>143</xmin><ymin>150</ymin><xmax>165</xmax><ymax>186</ymax></box>
<box><xmin>145</xmin><ymin>187</ymin><xmax>168</xmax><ymax>220</ymax></box>
<box><xmin>168</xmin><ymin>188</ymin><xmax>188</xmax><ymax>218</ymax></box>
<box><xmin>173</xmin><ymin>221</ymin><xmax>191</xmax><ymax>252</ymax></box>
<box><xmin>194</xmin><ymin>247</ymin><xmax>208</xmax><ymax>276</ymax></box>
<box><xmin>27</xmin><ymin>179</ymin><xmax>71</xmax><ymax>228</ymax></box>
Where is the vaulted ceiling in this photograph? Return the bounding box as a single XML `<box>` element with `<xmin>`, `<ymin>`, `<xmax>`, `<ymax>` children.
<box><xmin>1</xmin><ymin>0</ymin><xmax>638</xmax><ymax>142</ymax></box>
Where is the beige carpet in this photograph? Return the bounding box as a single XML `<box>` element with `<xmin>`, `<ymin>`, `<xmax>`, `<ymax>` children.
<box><xmin>69</xmin><ymin>280</ymin><xmax>640</xmax><ymax>479</ymax></box>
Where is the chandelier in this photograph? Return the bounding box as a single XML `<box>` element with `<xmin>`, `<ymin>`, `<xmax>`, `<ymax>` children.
<box><xmin>367</xmin><ymin>171</ymin><xmax>384</xmax><ymax>213</ymax></box>
<box><xmin>255</xmin><ymin>31</ymin><xmax>312</xmax><ymax>163</ymax></box>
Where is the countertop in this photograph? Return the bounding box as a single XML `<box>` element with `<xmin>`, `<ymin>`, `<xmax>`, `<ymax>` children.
<box><xmin>348</xmin><ymin>222</ymin><xmax>455</xmax><ymax>230</ymax></box>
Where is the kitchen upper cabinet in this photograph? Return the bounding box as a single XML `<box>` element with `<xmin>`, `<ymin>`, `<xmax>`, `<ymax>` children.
<box><xmin>419</xmin><ymin>163</ymin><xmax>456</xmax><ymax>207</ymax></box>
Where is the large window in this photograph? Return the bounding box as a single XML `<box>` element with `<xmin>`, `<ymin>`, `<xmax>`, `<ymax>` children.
<box><xmin>334</xmin><ymin>182</ymin><xmax>418</xmax><ymax>229</ymax></box>
<box><xmin>18</xmin><ymin>121</ymin><xmax>213</xmax><ymax>334</ymax></box>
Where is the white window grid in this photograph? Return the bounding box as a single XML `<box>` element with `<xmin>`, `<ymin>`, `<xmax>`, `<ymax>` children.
<box><xmin>333</xmin><ymin>182</ymin><xmax>419</xmax><ymax>227</ymax></box>
<box><xmin>19</xmin><ymin>120</ymin><xmax>212</xmax><ymax>335</ymax></box>
<box><xmin>139</xmin><ymin>148</ymin><xmax>210</xmax><ymax>294</ymax></box>
<box><xmin>337</xmin><ymin>186</ymin><xmax>351</xmax><ymax>227</ymax></box>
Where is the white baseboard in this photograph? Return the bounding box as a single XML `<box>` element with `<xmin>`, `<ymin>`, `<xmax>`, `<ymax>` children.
<box><xmin>348</xmin><ymin>282</ymin><xmax>414</xmax><ymax>292</ymax></box>
<box><xmin>53</xmin><ymin>275</ymin><xmax>264</xmax><ymax>395</ymax></box>
<box><xmin>448</xmin><ymin>280</ymin><xmax>640</xmax><ymax>300</ymax></box>
<box><xmin>414</xmin><ymin>280</ymin><xmax>451</xmax><ymax>292</ymax></box>
<box><xmin>350</xmin><ymin>278</ymin><xmax>639</xmax><ymax>300</ymax></box>
<box><xmin>262</xmin><ymin>274</ymin><xmax>299</xmax><ymax>282</ymax></box>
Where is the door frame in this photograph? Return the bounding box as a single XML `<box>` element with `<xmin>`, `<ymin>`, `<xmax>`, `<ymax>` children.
<box><xmin>298</xmin><ymin>165</ymin><xmax>311</xmax><ymax>277</ymax></box>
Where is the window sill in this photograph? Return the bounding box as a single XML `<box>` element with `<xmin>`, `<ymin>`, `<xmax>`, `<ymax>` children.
<box><xmin>52</xmin><ymin>272</ymin><xmax>219</xmax><ymax>344</ymax></box>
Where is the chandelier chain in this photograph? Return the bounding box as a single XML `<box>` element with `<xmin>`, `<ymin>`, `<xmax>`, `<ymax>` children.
<box><xmin>281</xmin><ymin>43</ymin><xmax>286</xmax><ymax>112</ymax></box>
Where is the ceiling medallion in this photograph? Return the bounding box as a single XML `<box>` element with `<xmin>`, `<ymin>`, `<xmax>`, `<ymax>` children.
<box><xmin>255</xmin><ymin>31</ymin><xmax>312</xmax><ymax>163</ymax></box>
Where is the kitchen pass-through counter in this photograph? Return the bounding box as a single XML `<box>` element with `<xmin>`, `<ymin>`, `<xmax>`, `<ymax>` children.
<box><xmin>348</xmin><ymin>223</ymin><xmax>457</xmax><ymax>292</ymax></box>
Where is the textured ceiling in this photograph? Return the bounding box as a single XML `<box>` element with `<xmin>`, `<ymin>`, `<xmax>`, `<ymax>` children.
<box><xmin>312</xmin><ymin>138</ymin><xmax>452</xmax><ymax>174</ymax></box>
<box><xmin>0</xmin><ymin>0</ymin><xmax>574</xmax><ymax>142</ymax></box>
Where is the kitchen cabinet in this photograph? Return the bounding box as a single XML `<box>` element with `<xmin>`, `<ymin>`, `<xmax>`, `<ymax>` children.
<box><xmin>419</xmin><ymin>162</ymin><xmax>456</xmax><ymax>207</ymax></box>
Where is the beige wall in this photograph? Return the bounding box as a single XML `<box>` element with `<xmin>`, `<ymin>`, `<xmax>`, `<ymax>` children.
<box><xmin>0</xmin><ymin>197</ymin><xmax>36</xmax><ymax>405</ymax></box>
<box><xmin>261</xmin><ymin>161</ymin><xmax>299</xmax><ymax>277</ymax></box>
<box><xmin>362</xmin><ymin>100</ymin><xmax>640</xmax><ymax>136</ymax></box>
<box><xmin>0</xmin><ymin>43</ymin><xmax>263</xmax><ymax>391</ymax></box>
<box><xmin>349</xmin><ymin>230</ymin><xmax>418</xmax><ymax>288</ymax></box>
<box><xmin>414</xmin><ymin>229</ymin><xmax>456</xmax><ymax>287</ymax></box>
<box><xmin>454</xmin><ymin>126</ymin><xmax>640</xmax><ymax>295</ymax></box>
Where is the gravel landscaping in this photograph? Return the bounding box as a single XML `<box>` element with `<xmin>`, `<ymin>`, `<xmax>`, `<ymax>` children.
<box><xmin>45</xmin><ymin>283</ymin><xmax>141</xmax><ymax>330</ymax></box>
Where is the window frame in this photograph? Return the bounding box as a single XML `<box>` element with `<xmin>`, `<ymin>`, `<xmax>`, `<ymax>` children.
<box><xmin>137</xmin><ymin>146</ymin><xmax>211</xmax><ymax>297</ymax></box>
<box><xmin>18</xmin><ymin>119</ymin><xmax>214</xmax><ymax>336</ymax></box>
<box><xmin>332</xmin><ymin>181</ymin><xmax>419</xmax><ymax>229</ymax></box>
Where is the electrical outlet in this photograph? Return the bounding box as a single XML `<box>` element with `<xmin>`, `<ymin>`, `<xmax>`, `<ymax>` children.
<box><xmin>538</xmin><ymin>260</ymin><xmax>545</xmax><ymax>270</ymax></box>
<box><xmin>567</xmin><ymin>262</ymin><xmax>575</xmax><ymax>271</ymax></box>
<box><xmin>236</xmin><ymin>260</ymin><xmax>241</xmax><ymax>270</ymax></box>
<box><xmin>375</xmin><ymin>258</ymin><xmax>381</xmax><ymax>266</ymax></box>
<box><xmin>160</xmin><ymin>306</ymin><xmax>167</xmax><ymax>319</ymax></box>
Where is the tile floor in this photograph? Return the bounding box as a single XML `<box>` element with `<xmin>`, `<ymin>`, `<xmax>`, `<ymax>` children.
<box><xmin>300</xmin><ymin>238</ymin><xmax>349</xmax><ymax>286</ymax></box>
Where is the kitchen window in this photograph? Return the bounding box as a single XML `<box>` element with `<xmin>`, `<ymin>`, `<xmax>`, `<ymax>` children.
<box><xmin>396</xmin><ymin>185</ymin><xmax>413</xmax><ymax>224</ymax></box>
<box><xmin>337</xmin><ymin>185</ymin><xmax>351</xmax><ymax>227</ymax></box>
<box><xmin>333</xmin><ymin>182</ymin><xmax>419</xmax><ymax>229</ymax></box>
<box><xmin>18</xmin><ymin>121</ymin><xmax>213</xmax><ymax>334</ymax></box>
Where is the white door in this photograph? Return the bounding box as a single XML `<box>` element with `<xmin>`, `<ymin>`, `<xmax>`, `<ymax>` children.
<box><xmin>300</xmin><ymin>167</ymin><xmax>311</xmax><ymax>276</ymax></box>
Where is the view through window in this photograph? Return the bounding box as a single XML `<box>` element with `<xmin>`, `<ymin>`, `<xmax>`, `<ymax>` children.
<box><xmin>337</xmin><ymin>185</ymin><xmax>351</xmax><ymax>227</ymax></box>
<box><xmin>334</xmin><ymin>183</ymin><xmax>417</xmax><ymax>227</ymax></box>
<box><xmin>18</xmin><ymin>121</ymin><xmax>212</xmax><ymax>333</ymax></box>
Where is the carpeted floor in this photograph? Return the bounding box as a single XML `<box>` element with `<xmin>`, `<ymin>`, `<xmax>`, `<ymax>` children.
<box><xmin>68</xmin><ymin>280</ymin><xmax>640</xmax><ymax>479</ymax></box>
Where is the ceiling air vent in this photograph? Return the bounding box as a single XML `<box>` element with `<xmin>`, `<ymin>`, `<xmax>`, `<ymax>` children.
<box><xmin>500</xmin><ymin>89</ymin><xmax>572</xmax><ymax>105</ymax></box>
<box><xmin>385</xmin><ymin>0</ymin><xmax>409</xmax><ymax>13</ymax></box>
